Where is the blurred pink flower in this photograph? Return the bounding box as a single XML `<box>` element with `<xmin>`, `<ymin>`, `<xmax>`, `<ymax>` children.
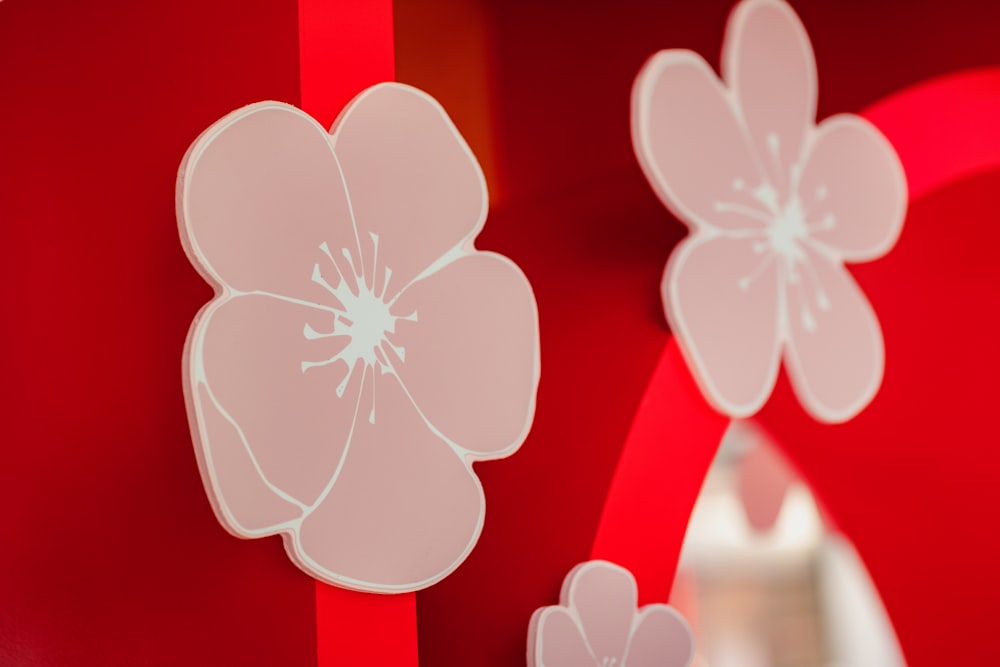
<box><xmin>633</xmin><ymin>0</ymin><xmax>907</xmax><ymax>422</ymax></box>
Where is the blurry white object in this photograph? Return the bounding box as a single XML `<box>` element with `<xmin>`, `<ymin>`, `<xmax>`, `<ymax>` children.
<box><xmin>672</xmin><ymin>420</ymin><xmax>907</xmax><ymax>667</ymax></box>
<box><xmin>818</xmin><ymin>536</ymin><xmax>906</xmax><ymax>667</ymax></box>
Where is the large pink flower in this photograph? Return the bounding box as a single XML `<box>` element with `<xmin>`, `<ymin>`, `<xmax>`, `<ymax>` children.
<box><xmin>529</xmin><ymin>561</ymin><xmax>695</xmax><ymax>667</ymax></box>
<box><xmin>177</xmin><ymin>83</ymin><xmax>539</xmax><ymax>592</ymax></box>
<box><xmin>632</xmin><ymin>0</ymin><xmax>907</xmax><ymax>422</ymax></box>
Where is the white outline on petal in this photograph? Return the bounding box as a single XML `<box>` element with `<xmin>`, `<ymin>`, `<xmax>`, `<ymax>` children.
<box><xmin>632</xmin><ymin>49</ymin><xmax>771</xmax><ymax>236</ymax></box>
<box><xmin>803</xmin><ymin>114</ymin><xmax>908</xmax><ymax>262</ymax></box>
<box><xmin>782</xmin><ymin>254</ymin><xmax>887</xmax><ymax>424</ymax></box>
<box><xmin>329</xmin><ymin>83</ymin><xmax>491</xmax><ymax>297</ymax></box>
<box><xmin>723</xmin><ymin>0</ymin><xmax>819</xmax><ymax>178</ymax></box>
<box><xmin>662</xmin><ymin>236</ymin><xmax>784</xmax><ymax>419</ymax></box>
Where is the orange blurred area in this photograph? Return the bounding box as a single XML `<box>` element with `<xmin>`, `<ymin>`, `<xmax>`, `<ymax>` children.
<box><xmin>395</xmin><ymin>0</ymin><xmax>502</xmax><ymax>201</ymax></box>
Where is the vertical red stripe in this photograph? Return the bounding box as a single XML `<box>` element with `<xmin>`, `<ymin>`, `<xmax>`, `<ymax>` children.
<box><xmin>298</xmin><ymin>0</ymin><xmax>395</xmax><ymax>127</ymax></box>
<box><xmin>297</xmin><ymin>1</ymin><xmax>417</xmax><ymax>665</ymax></box>
<box><xmin>315</xmin><ymin>586</ymin><xmax>419</xmax><ymax>665</ymax></box>
<box><xmin>590</xmin><ymin>339</ymin><xmax>730</xmax><ymax>606</ymax></box>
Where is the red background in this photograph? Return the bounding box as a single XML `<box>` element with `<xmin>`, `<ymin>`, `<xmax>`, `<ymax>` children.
<box><xmin>2</xmin><ymin>0</ymin><xmax>999</xmax><ymax>665</ymax></box>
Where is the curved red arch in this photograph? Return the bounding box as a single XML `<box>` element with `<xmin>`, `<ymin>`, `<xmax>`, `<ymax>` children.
<box><xmin>865</xmin><ymin>67</ymin><xmax>1000</xmax><ymax>202</ymax></box>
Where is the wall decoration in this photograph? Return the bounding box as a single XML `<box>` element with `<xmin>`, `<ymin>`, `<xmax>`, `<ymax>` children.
<box><xmin>632</xmin><ymin>0</ymin><xmax>907</xmax><ymax>422</ymax></box>
<box><xmin>529</xmin><ymin>560</ymin><xmax>695</xmax><ymax>667</ymax></box>
<box><xmin>177</xmin><ymin>82</ymin><xmax>540</xmax><ymax>593</ymax></box>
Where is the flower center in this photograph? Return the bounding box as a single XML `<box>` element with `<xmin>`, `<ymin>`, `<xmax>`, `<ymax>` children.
<box><xmin>600</xmin><ymin>657</ymin><xmax>619</xmax><ymax>667</ymax></box>
<box><xmin>332</xmin><ymin>276</ymin><xmax>398</xmax><ymax>371</ymax></box>
<box><xmin>300</xmin><ymin>233</ymin><xmax>417</xmax><ymax>423</ymax></box>
<box><xmin>716</xmin><ymin>177</ymin><xmax>836</xmax><ymax>333</ymax></box>
<box><xmin>767</xmin><ymin>193</ymin><xmax>809</xmax><ymax>261</ymax></box>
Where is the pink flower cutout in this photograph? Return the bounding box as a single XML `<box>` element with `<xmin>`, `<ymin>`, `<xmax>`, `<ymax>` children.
<box><xmin>632</xmin><ymin>0</ymin><xmax>907</xmax><ymax>422</ymax></box>
<box><xmin>177</xmin><ymin>83</ymin><xmax>539</xmax><ymax>592</ymax></box>
<box><xmin>529</xmin><ymin>561</ymin><xmax>695</xmax><ymax>667</ymax></box>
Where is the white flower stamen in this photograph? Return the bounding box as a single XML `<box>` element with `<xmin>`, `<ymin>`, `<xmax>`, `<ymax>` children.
<box><xmin>790</xmin><ymin>277</ymin><xmax>818</xmax><ymax>332</ymax></box>
<box><xmin>807</xmin><ymin>213</ymin><xmax>836</xmax><ymax>233</ymax></box>
<box><xmin>713</xmin><ymin>201</ymin><xmax>773</xmax><ymax>224</ymax></box>
<box><xmin>766</xmin><ymin>131</ymin><xmax>783</xmax><ymax>177</ymax></box>
<box><xmin>738</xmin><ymin>252</ymin><xmax>776</xmax><ymax>291</ymax></box>
<box><xmin>300</xmin><ymin>235</ymin><xmax>417</xmax><ymax>423</ymax></box>
<box><xmin>716</xmin><ymin>174</ymin><xmax>837</xmax><ymax>333</ymax></box>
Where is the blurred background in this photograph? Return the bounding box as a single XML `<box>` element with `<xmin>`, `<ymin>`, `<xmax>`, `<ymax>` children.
<box><xmin>671</xmin><ymin>422</ymin><xmax>905</xmax><ymax>667</ymax></box>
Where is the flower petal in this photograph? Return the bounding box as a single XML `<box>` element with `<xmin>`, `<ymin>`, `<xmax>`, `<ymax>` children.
<box><xmin>180</xmin><ymin>103</ymin><xmax>358</xmax><ymax>303</ymax></box>
<box><xmin>567</xmin><ymin>562</ymin><xmax>637</xmax><ymax>663</ymax></box>
<box><xmin>723</xmin><ymin>0</ymin><xmax>817</xmax><ymax>196</ymax></box>
<box><xmin>332</xmin><ymin>83</ymin><xmax>487</xmax><ymax>295</ymax></box>
<box><xmin>632</xmin><ymin>50</ymin><xmax>769</xmax><ymax>232</ymax></box>
<box><xmin>799</xmin><ymin>115</ymin><xmax>907</xmax><ymax>261</ymax></box>
<box><xmin>624</xmin><ymin>606</ymin><xmax>695</xmax><ymax>667</ymax></box>
<box><xmin>390</xmin><ymin>252</ymin><xmax>539</xmax><ymax>457</ymax></box>
<box><xmin>291</xmin><ymin>373</ymin><xmax>484</xmax><ymax>592</ymax></box>
<box><xmin>664</xmin><ymin>236</ymin><xmax>783</xmax><ymax>417</ymax></box>
<box><xmin>783</xmin><ymin>248</ymin><xmax>885</xmax><ymax>423</ymax></box>
<box><xmin>196</xmin><ymin>294</ymin><xmax>364</xmax><ymax>507</ymax></box>
<box><xmin>191</xmin><ymin>384</ymin><xmax>303</xmax><ymax>536</ymax></box>
<box><xmin>532</xmin><ymin>608</ymin><xmax>595</xmax><ymax>667</ymax></box>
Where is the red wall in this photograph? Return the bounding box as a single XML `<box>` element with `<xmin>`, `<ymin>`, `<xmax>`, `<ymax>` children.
<box><xmin>1</xmin><ymin>0</ymin><xmax>999</xmax><ymax>664</ymax></box>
